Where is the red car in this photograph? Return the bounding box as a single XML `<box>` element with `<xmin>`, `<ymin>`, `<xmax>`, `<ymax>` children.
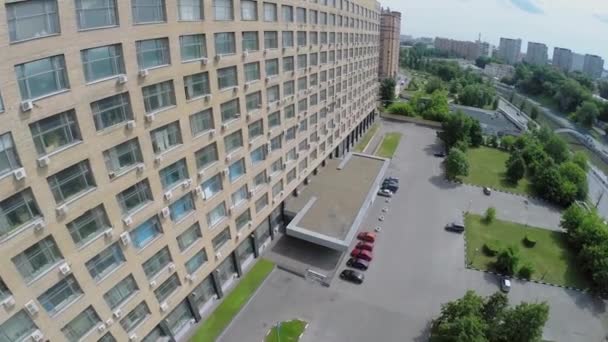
<box><xmin>357</xmin><ymin>232</ymin><xmax>376</xmax><ymax>243</ymax></box>
<box><xmin>356</xmin><ymin>241</ymin><xmax>374</xmax><ymax>252</ymax></box>
<box><xmin>350</xmin><ymin>248</ymin><xmax>373</xmax><ymax>261</ymax></box>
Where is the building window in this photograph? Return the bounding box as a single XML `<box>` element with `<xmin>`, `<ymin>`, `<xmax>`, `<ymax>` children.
<box><xmin>263</xmin><ymin>2</ymin><xmax>277</xmax><ymax>22</ymax></box>
<box><xmin>214</xmin><ymin>32</ymin><xmax>236</xmax><ymax>55</ymax></box>
<box><xmin>270</xmin><ymin>134</ymin><xmax>282</xmax><ymax>150</ymax></box>
<box><xmin>151</xmin><ymin>121</ymin><xmax>182</xmax><ymax>154</ymax></box>
<box><xmin>228</xmin><ymin>159</ymin><xmax>246</xmax><ymax>182</ymax></box>
<box><xmin>268</xmin><ymin>111</ymin><xmax>281</xmax><ymax>128</ymax></box>
<box><xmin>117</xmin><ymin>180</ymin><xmax>153</xmax><ymax>214</ymax></box>
<box><xmin>282</xmin><ymin>57</ymin><xmax>294</xmax><ymax>72</ymax></box>
<box><xmin>297</xmin><ymin>77</ymin><xmax>307</xmax><ymax>91</ymax></box>
<box><xmin>170</xmin><ymin>194</ymin><xmax>195</xmax><ymax>221</ymax></box>
<box><xmin>0</xmin><ymin>92</ymin><xmax>4</xmax><ymax>112</ymax></box>
<box><xmin>0</xmin><ymin>189</ymin><xmax>41</xmax><ymax>240</ymax></box>
<box><xmin>178</xmin><ymin>0</ymin><xmax>203</xmax><ymax>21</ymax></box>
<box><xmin>7</xmin><ymin>0</ymin><xmax>60</xmax><ymax>42</ymax></box>
<box><xmin>142</xmin><ymin>247</ymin><xmax>172</xmax><ymax>279</ymax></box>
<box><xmin>265</xmin><ymin>59</ymin><xmax>279</xmax><ymax>76</ymax></box>
<box><xmin>0</xmin><ymin>278</ymin><xmax>11</xmax><ymax>302</ymax></box>
<box><xmin>90</xmin><ymin>93</ymin><xmax>133</xmax><ymax>131</ymax></box>
<box><xmin>287</xmin><ymin>168</ymin><xmax>296</xmax><ymax>183</ymax></box>
<box><xmin>283</xmin><ymin>80</ymin><xmax>294</xmax><ymax>95</ymax></box>
<box><xmin>244</xmin><ymin>62</ymin><xmax>261</xmax><ymax>82</ymax></box>
<box><xmin>177</xmin><ymin>223</ymin><xmax>202</xmax><ymax>251</ymax></box>
<box><xmin>267</xmin><ymin>86</ymin><xmax>280</xmax><ymax>104</ymax></box>
<box><xmin>142</xmin><ymin>80</ymin><xmax>176</xmax><ymax>113</ymax></box>
<box><xmin>160</xmin><ymin>159</ymin><xmax>189</xmax><ymax>190</ymax></box>
<box><xmin>235</xmin><ymin>209</ymin><xmax>251</xmax><ymax>230</ymax></box>
<box><xmin>184</xmin><ymin>72</ymin><xmax>210</xmax><ymax>99</ymax></box>
<box><xmin>67</xmin><ymin>205</ymin><xmax>111</xmax><ymax>247</ymax></box>
<box><xmin>250</xmin><ymin>145</ymin><xmax>266</xmax><ymax>165</ymax></box>
<box><xmin>255</xmin><ymin>194</ymin><xmax>269</xmax><ymax>213</ymax></box>
<box><xmin>132</xmin><ymin>0</ymin><xmax>167</xmax><ymax>24</ymax></box>
<box><xmin>12</xmin><ymin>236</ymin><xmax>62</xmax><ymax>282</ymax></box>
<box><xmin>190</xmin><ymin>109</ymin><xmax>214</xmax><ymax>137</ymax></box>
<box><xmin>284</xmin><ymin>104</ymin><xmax>295</xmax><ymax>118</ymax></box>
<box><xmin>185</xmin><ymin>249</ymin><xmax>208</xmax><ymax>274</ymax></box>
<box><xmin>297</xmin><ymin>54</ymin><xmax>307</xmax><ymax>69</ymax></box>
<box><xmin>16</xmin><ymin>55</ymin><xmax>69</xmax><ymax>100</ymax></box>
<box><xmin>220</xmin><ymin>99</ymin><xmax>240</xmax><ymax>122</ymax></box>
<box><xmin>310</xmin><ymin>52</ymin><xmax>318</xmax><ymax>66</ymax></box>
<box><xmin>217</xmin><ymin>66</ymin><xmax>238</xmax><ymax>89</ymax></box>
<box><xmin>296</xmin><ymin>7</ymin><xmax>306</xmax><ymax>23</ymax></box>
<box><xmin>224</xmin><ymin>130</ymin><xmax>243</xmax><ymax>153</ymax></box>
<box><xmin>180</xmin><ymin>34</ymin><xmax>207</xmax><ymax>62</ymax></box>
<box><xmin>130</xmin><ymin>216</ymin><xmax>163</xmax><ymax>249</ymax></box>
<box><xmin>212</xmin><ymin>227</ymin><xmax>231</xmax><ymax>251</ymax></box>
<box><xmin>264</xmin><ymin>31</ymin><xmax>278</xmax><ymax>49</ymax></box>
<box><xmin>272</xmin><ymin>180</ymin><xmax>283</xmax><ymax>197</ymax></box>
<box><xmin>231</xmin><ymin>185</ymin><xmax>249</xmax><ymax>207</ymax></box>
<box><xmin>282</xmin><ymin>5</ymin><xmax>293</xmax><ymax>22</ymax></box>
<box><xmin>214</xmin><ymin>0</ymin><xmax>234</xmax><ymax>20</ymax></box>
<box><xmin>285</xmin><ymin>126</ymin><xmax>296</xmax><ymax>141</ymax></box>
<box><xmin>242</xmin><ymin>32</ymin><xmax>259</xmax><ymax>52</ymax></box>
<box><xmin>48</xmin><ymin>161</ymin><xmax>95</xmax><ymax>204</ymax></box>
<box><xmin>136</xmin><ymin>38</ymin><xmax>170</xmax><ymax>69</ymax></box>
<box><xmin>253</xmin><ymin>170</ymin><xmax>267</xmax><ymax>188</ymax></box>
<box><xmin>310</xmin><ymin>31</ymin><xmax>318</xmax><ymax>45</ymax></box>
<box><xmin>30</xmin><ymin>109</ymin><xmax>81</xmax><ymax>156</ymax></box>
<box><xmin>207</xmin><ymin>202</ymin><xmax>227</xmax><ymax>227</ymax></box>
<box><xmin>103</xmin><ymin>275</ymin><xmax>139</xmax><ymax>309</ymax></box>
<box><xmin>61</xmin><ymin>306</ymin><xmax>101</xmax><ymax>342</ymax></box>
<box><xmin>143</xmin><ymin>327</ymin><xmax>169</xmax><ymax>342</ymax></box>
<box><xmin>286</xmin><ymin>148</ymin><xmax>296</xmax><ymax>161</ymax></box>
<box><xmin>298</xmin><ymin>98</ymin><xmax>307</xmax><ymax>112</ymax></box>
<box><xmin>81</xmin><ymin>44</ymin><xmax>125</xmax><ymax>83</ymax></box>
<box><xmin>104</xmin><ymin>139</ymin><xmax>143</xmax><ymax>176</ymax></box>
<box><xmin>155</xmin><ymin>273</ymin><xmax>181</xmax><ymax>303</ymax></box>
<box><xmin>0</xmin><ymin>133</ymin><xmax>21</xmax><ymax>178</ymax></box>
<box><xmin>282</xmin><ymin>31</ymin><xmax>293</xmax><ymax>47</ymax></box>
<box><xmin>297</xmin><ymin>31</ymin><xmax>307</xmax><ymax>46</ymax></box>
<box><xmin>248</xmin><ymin>119</ymin><xmax>263</xmax><ymax>140</ymax></box>
<box><xmin>201</xmin><ymin>174</ymin><xmax>223</xmax><ymax>199</ymax></box>
<box><xmin>0</xmin><ymin>311</ymin><xmax>38</xmax><ymax>342</ymax></box>
<box><xmin>120</xmin><ymin>302</ymin><xmax>150</xmax><ymax>332</ymax></box>
<box><xmin>241</xmin><ymin>0</ymin><xmax>257</xmax><ymax>21</ymax></box>
<box><xmin>38</xmin><ymin>275</ymin><xmax>83</xmax><ymax>315</ymax></box>
<box><xmin>195</xmin><ymin>143</ymin><xmax>219</xmax><ymax>170</ymax></box>
<box><xmin>86</xmin><ymin>243</ymin><xmax>125</xmax><ymax>281</ymax></box>
<box><xmin>75</xmin><ymin>0</ymin><xmax>119</xmax><ymax>30</ymax></box>
<box><xmin>245</xmin><ymin>91</ymin><xmax>262</xmax><ymax>112</ymax></box>
<box><xmin>270</xmin><ymin>157</ymin><xmax>283</xmax><ymax>174</ymax></box>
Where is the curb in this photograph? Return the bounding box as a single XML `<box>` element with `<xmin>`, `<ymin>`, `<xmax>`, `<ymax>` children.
<box><xmin>447</xmin><ymin>179</ymin><xmax>550</xmax><ymax>205</ymax></box>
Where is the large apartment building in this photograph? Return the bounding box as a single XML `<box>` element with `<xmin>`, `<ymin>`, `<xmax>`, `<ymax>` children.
<box><xmin>378</xmin><ymin>7</ymin><xmax>401</xmax><ymax>79</ymax></box>
<box><xmin>583</xmin><ymin>54</ymin><xmax>605</xmax><ymax>79</ymax></box>
<box><xmin>524</xmin><ymin>42</ymin><xmax>548</xmax><ymax>66</ymax></box>
<box><xmin>497</xmin><ymin>37</ymin><xmax>521</xmax><ymax>65</ymax></box>
<box><xmin>552</xmin><ymin>47</ymin><xmax>573</xmax><ymax>72</ymax></box>
<box><xmin>0</xmin><ymin>0</ymin><xmax>380</xmax><ymax>341</ymax></box>
<box><xmin>434</xmin><ymin>37</ymin><xmax>481</xmax><ymax>61</ymax></box>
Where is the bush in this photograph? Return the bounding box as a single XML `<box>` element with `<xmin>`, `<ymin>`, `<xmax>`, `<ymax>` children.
<box><xmin>484</xmin><ymin>207</ymin><xmax>497</xmax><ymax>224</ymax></box>
<box><xmin>387</xmin><ymin>102</ymin><xmax>412</xmax><ymax>116</ymax></box>
<box><xmin>495</xmin><ymin>246</ymin><xmax>520</xmax><ymax>276</ymax></box>
<box><xmin>483</xmin><ymin>241</ymin><xmax>501</xmax><ymax>256</ymax></box>
<box><xmin>518</xmin><ymin>264</ymin><xmax>535</xmax><ymax>280</ymax></box>
<box><xmin>523</xmin><ymin>236</ymin><xmax>537</xmax><ymax>248</ymax></box>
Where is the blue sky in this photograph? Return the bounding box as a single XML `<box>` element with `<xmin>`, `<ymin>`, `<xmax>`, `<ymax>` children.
<box><xmin>381</xmin><ymin>0</ymin><xmax>608</xmax><ymax>63</ymax></box>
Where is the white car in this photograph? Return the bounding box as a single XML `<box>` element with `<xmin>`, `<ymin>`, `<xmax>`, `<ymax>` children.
<box><xmin>378</xmin><ymin>189</ymin><xmax>393</xmax><ymax>197</ymax></box>
<box><xmin>500</xmin><ymin>278</ymin><xmax>511</xmax><ymax>293</ymax></box>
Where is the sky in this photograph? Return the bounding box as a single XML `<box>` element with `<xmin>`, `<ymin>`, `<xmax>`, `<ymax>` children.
<box><xmin>380</xmin><ymin>0</ymin><xmax>608</xmax><ymax>62</ymax></box>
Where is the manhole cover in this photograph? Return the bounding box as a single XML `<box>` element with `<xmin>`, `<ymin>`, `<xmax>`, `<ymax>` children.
<box><xmin>374</xmin><ymin>226</ymin><xmax>382</xmax><ymax>232</ymax></box>
<box><xmin>378</xmin><ymin>216</ymin><xmax>384</xmax><ymax>221</ymax></box>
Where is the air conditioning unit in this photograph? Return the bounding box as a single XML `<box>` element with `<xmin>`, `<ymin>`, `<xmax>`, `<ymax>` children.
<box><xmin>138</xmin><ymin>69</ymin><xmax>149</xmax><ymax>78</ymax></box>
<box><xmin>117</xmin><ymin>74</ymin><xmax>128</xmax><ymax>84</ymax></box>
<box><xmin>222</xmin><ymin>168</ymin><xmax>229</xmax><ymax>177</ymax></box>
<box><xmin>168</xmin><ymin>263</ymin><xmax>176</xmax><ymax>272</ymax></box>
<box><xmin>25</xmin><ymin>300</ymin><xmax>39</xmax><ymax>316</ymax></box>
<box><xmin>33</xmin><ymin>220</ymin><xmax>45</xmax><ymax>232</ymax></box>
<box><xmin>126</xmin><ymin>120</ymin><xmax>136</xmax><ymax>130</ymax></box>
<box><xmin>13</xmin><ymin>168</ymin><xmax>26</xmax><ymax>181</ymax></box>
<box><xmin>21</xmin><ymin>100</ymin><xmax>34</xmax><ymax>112</ymax></box>
<box><xmin>194</xmin><ymin>185</ymin><xmax>203</xmax><ymax>196</ymax></box>
<box><xmin>244</xmin><ymin>83</ymin><xmax>250</xmax><ymax>90</ymax></box>
<box><xmin>201</xmin><ymin>57</ymin><xmax>209</xmax><ymax>65</ymax></box>
<box><xmin>163</xmin><ymin>190</ymin><xmax>173</xmax><ymax>201</ymax></box>
<box><xmin>243</xmin><ymin>50</ymin><xmax>249</xmax><ymax>58</ymax></box>
<box><xmin>248</xmin><ymin>190</ymin><xmax>254</xmax><ymax>198</ymax></box>
<box><xmin>215</xmin><ymin>251</ymin><xmax>222</xmax><ymax>260</ymax></box>
<box><xmin>215</xmin><ymin>54</ymin><xmax>223</xmax><ymax>62</ymax></box>
<box><xmin>266</xmin><ymin>144</ymin><xmax>272</xmax><ymax>154</ymax></box>
<box><xmin>161</xmin><ymin>207</ymin><xmax>170</xmax><ymax>218</ymax></box>
<box><xmin>208</xmin><ymin>128</ymin><xmax>215</xmax><ymax>136</ymax></box>
<box><xmin>204</xmin><ymin>94</ymin><xmax>212</xmax><ymax>102</ymax></box>
<box><xmin>37</xmin><ymin>156</ymin><xmax>50</xmax><ymax>168</ymax></box>
<box><xmin>145</xmin><ymin>113</ymin><xmax>155</xmax><ymax>122</ymax></box>
<box><xmin>56</xmin><ymin>205</ymin><xmax>68</xmax><ymax>217</ymax></box>
<box><xmin>149</xmin><ymin>280</ymin><xmax>157</xmax><ymax>288</ymax></box>
<box><xmin>120</xmin><ymin>232</ymin><xmax>131</xmax><ymax>246</ymax></box>
<box><xmin>221</xmin><ymin>123</ymin><xmax>228</xmax><ymax>131</ymax></box>
<box><xmin>160</xmin><ymin>302</ymin><xmax>169</xmax><ymax>312</ymax></box>
<box><xmin>97</xmin><ymin>324</ymin><xmax>106</xmax><ymax>333</ymax></box>
<box><xmin>248</xmin><ymin>221</ymin><xmax>253</xmax><ymax>228</ymax></box>
<box><xmin>182</xmin><ymin>178</ymin><xmax>192</xmax><ymax>189</ymax></box>
<box><xmin>113</xmin><ymin>309</ymin><xmax>123</xmax><ymax>318</ymax></box>
<box><xmin>185</xmin><ymin>274</ymin><xmax>196</xmax><ymax>282</ymax></box>
<box><xmin>282</xmin><ymin>163</ymin><xmax>287</xmax><ymax>169</ymax></box>
<box><xmin>263</xmin><ymin>49</ymin><xmax>269</xmax><ymax>54</ymax></box>
<box><xmin>154</xmin><ymin>155</ymin><xmax>163</xmax><ymax>164</ymax></box>
<box><xmin>267</xmin><ymin>129</ymin><xmax>273</xmax><ymax>137</ymax></box>
<box><xmin>236</xmin><ymin>232</ymin><xmax>242</xmax><ymax>240</ymax></box>
<box><xmin>136</xmin><ymin>164</ymin><xmax>145</xmax><ymax>173</ymax></box>
<box><xmin>265</xmin><ymin>76</ymin><xmax>272</xmax><ymax>83</ymax></box>
<box><xmin>225</xmin><ymin>155</ymin><xmax>232</xmax><ymax>163</ymax></box>
<box><xmin>30</xmin><ymin>330</ymin><xmax>44</xmax><ymax>342</ymax></box>
<box><xmin>129</xmin><ymin>334</ymin><xmax>138</xmax><ymax>341</ymax></box>
<box><xmin>1</xmin><ymin>296</ymin><xmax>15</xmax><ymax>308</ymax></box>
<box><xmin>104</xmin><ymin>228</ymin><xmax>113</xmax><ymax>238</ymax></box>
<box><xmin>197</xmin><ymin>169</ymin><xmax>206</xmax><ymax>178</ymax></box>
<box><xmin>122</xmin><ymin>216</ymin><xmax>133</xmax><ymax>227</ymax></box>
<box><xmin>232</xmin><ymin>86</ymin><xmax>239</xmax><ymax>94</ymax></box>
<box><xmin>58</xmin><ymin>263</ymin><xmax>71</xmax><ymax>276</ymax></box>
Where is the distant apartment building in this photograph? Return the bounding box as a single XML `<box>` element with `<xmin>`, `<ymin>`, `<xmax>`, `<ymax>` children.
<box><xmin>497</xmin><ymin>38</ymin><xmax>522</xmax><ymax>64</ymax></box>
<box><xmin>525</xmin><ymin>42</ymin><xmax>548</xmax><ymax>66</ymax></box>
<box><xmin>570</xmin><ymin>53</ymin><xmax>585</xmax><ymax>72</ymax></box>
<box><xmin>552</xmin><ymin>47</ymin><xmax>573</xmax><ymax>72</ymax></box>
<box><xmin>484</xmin><ymin>63</ymin><xmax>516</xmax><ymax>80</ymax></box>
<box><xmin>379</xmin><ymin>8</ymin><xmax>402</xmax><ymax>79</ymax></box>
<box><xmin>434</xmin><ymin>37</ymin><xmax>481</xmax><ymax>61</ymax></box>
<box><xmin>478</xmin><ymin>41</ymin><xmax>492</xmax><ymax>57</ymax></box>
<box><xmin>583</xmin><ymin>54</ymin><xmax>605</xmax><ymax>79</ymax></box>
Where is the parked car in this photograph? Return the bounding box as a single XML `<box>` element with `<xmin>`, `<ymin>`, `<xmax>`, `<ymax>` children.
<box><xmin>356</xmin><ymin>241</ymin><xmax>374</xmax><ymax>252</ymax></box>
<box><xmin>340</xmin><ymin>269</ymin><xmax>364</xmax><ymax>284</ymax></box>
<box><xmin>357</xmin><ymin>232</ymin><xmax>377</xmax><ymax>243</ymax></box>
<box><xmin>350</xmin><ymin>248</ymin><xmax>373</xmax><ymax>261</ymax></box>
<box><xmin>445</xmin><ymin>222</ymin><xmax>465</xmax><ymax>233</ymax></box>
<box><xmin>378</xmin><ymin>188</ymin><xmax>393</xmax><ymax>197</ymax></box>
<box><xmin>500</xmin><ymin>277</ymin><xmax>511</xmax><ymax>293</ymax></box>
<box><xmin>483</xmin><ymin>187</ymin><xmax>491</xmax><ymax>195</ymax></box>
<box><xmin>382</xmin><ymin>183</ymin><xmax>399</xmax><ymax>193</ymax></box>
<box><xmin>384</xmin><ymin>176</ymin><xmax>399</xmax><ymax>184</ymax></box>
<box><xmin>434</xmin><ymin>152</ymin><xmax>446</xmax><ymax>158</ymax></box>
<box><xmin>346</xmin><ymin>258</ymin><xmax>370</xmax><ymax>271</ymax></box>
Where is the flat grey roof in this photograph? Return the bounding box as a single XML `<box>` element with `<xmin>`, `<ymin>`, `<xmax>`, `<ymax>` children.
<box><xmin>285</xmin><ymin>153</ymin><xmax>388</xmax><ymax>251</ymax></box>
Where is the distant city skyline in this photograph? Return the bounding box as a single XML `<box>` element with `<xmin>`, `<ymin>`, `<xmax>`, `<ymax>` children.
<box><xmin>382</xmin><ymin>0</ymin><xmax>608</xmax><ymax>65</ymax></box>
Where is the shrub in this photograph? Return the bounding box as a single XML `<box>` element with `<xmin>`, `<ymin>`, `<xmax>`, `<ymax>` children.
<box><xmin>518</xmin><ymin>264</ymin><xmax>535</xmax><ymax>280</ymax></box>
<box><xmin>495</xmin><ymin>246</ymin><xmax>520</xmax><ymax>276</ymax></box>
<box><xmin>523</xmin><ymin>236</ymin><xmax>537</xmax><ymax>248</ymax></box>
<box><xmin>484</xmin><ymin>207</ymin><xmax>497</xmax><ymax>224</ymax></box>
<box><xmin>483</xmin><ymin>241</ymin><xmax>501</xmax><ymax>256</ymax></box>
<box><xmin>387</xmin><ymin>102</ymin><xmax>413</xmax><ymax>116</ymax></box>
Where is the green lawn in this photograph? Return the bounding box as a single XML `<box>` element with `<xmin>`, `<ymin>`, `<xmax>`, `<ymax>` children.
<box><xmin>191</xmin><ymin>259</ymin><xmax>275</xmax><ymax>342</ymax></box>
<box><xmin>375</xmin><ymin>132</ymin><xmax>402</xmax><ymax>158</ymax></box>
<box><xmin>465</xmin><ymin>214</ymin><xmax>589</xmax><ymax>289</ymax></box>
<box><xmin>265</xmin><ymin>319</ymin><xmax>308</xmax><ymax>342</ymax></box>
<box><xmin>354</xmin><ymin>122</ymin><xmax>379</xmax><ymax>153</ymax></box>
<box><xmin>462</xmin><ymin>147</ymin><xmax>532</xmax><ymax>196</ymax></box>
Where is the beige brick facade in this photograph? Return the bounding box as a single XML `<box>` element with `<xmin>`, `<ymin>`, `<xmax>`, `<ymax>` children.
<box><xmin>378</xmin><ymin>7</ymin><xmax>400</xmax><ymax>79</ymax></box>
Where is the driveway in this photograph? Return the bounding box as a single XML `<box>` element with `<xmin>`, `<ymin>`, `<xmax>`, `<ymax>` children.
<box><xmin>219</xmin><ymin>121</ymin><xmax>607</xmax><ymax>342</ymax></box>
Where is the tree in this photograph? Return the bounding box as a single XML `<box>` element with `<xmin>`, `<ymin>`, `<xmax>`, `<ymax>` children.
<box><xmin>430</xmin><ymin>315</ymin><xmax>488</xmax><ymax>342</ymax></box>
<box><xmin>439</xmin><ymin>111</ymin><xmax>474</xmax><ymax>148</ymax></box>
<box><xmin>475</xmin><ymin>56</ymin><xmax>492</xmax><ymax>69</ymax></box>
<box><xmin>495</xmin><ymin>246</ymin><xmax>520</xmax><ymax>275</ymax></box>
<box><xmin>505</xmin><ymin>153</ymin><xmax>526</xmax><ymax>183</ymax></box>
<box><xmin>554</xmin><ymin>78</ymin><xmax>588</xmax><ymax>113</ymax></box>
<box><xmin>560</xmin><ymin>204</ymin><xmax>587</xmax><ymax>238</ymax></box>
<box><xmin>445</xmin><ymin>148</ymin><xmax>469</xmax><ymax>180</ymax></box>
<box><xmin>574</xmin><ymin>101</ymin><xmax>599</xmax><ymax>128</ymax></box>
<box><xmin>379</xmin><ymin>78</ymin><xmax>396</xmax><ymax>105</ymax></box>
<box><xmin>530</xmin><ymin>105</ymin><xmax>539</xmax><ymax>120</ymax></box>
<box><xmin>481</xmin><ymin>292</ymin><xmax>508</xmax><ymax>324</ymax></box>
<box><xmin>470</xmin><ymin>120</ymin><xmax>483</xmax><ymax>147</ymax></box>
<box><xmin>422</xmin><ymin>90</ymin><xmax>451</xmax><ymax>122</ymax></box>
<box><xmin>599</xmin><ymin>80</ymin><xmax>608</xmax><ymax>100</ymax></box>
<box><xmin>492</xmin><ymin>98</ymin><xmax>499</xmax><ymax>110</ymax></box>
<box><xmin>387</xmin><ymin>102</ymin><xmax>413</xmax><ymax>116</ymax></box>
<box><xmin>500</xmin><ymin>136</ymin><xmax>516</xmax><ymax>152</ymax></box>
<box><xmin>458</xmin><ymin>84</ymin><xmax>495</xmax><ymax>108</ymax></box>
<box><xmin>426</xmin><ymin>77</ymin><xmax>445</xmax><ymax>94</ymax></box>
<box><xmin>484</xmin><ymin>207</ymin><xmax>496</xmax><ymax>223</ymax></box>
<box><xmin>490</xmin><ymin>302</ymin><xmax>549</xmax><ymax>342</ymax></box>
<box><xmin>542</xmin><ymin>132</ymin><xmax>570</xmax><ymax>164</ymax></box>
<box><xmin>571</xmin><ymin>151</ymin><xmax>588</xmax><ymax>171</ymax></box>
<box><xmin>559</xmin><ymin>161</ymin><xmax>588</xmax><ymax>200</ymax></box>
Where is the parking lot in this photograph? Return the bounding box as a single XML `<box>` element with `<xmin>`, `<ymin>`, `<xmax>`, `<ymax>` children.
<box><xmin>219</xmin><ymin>121</ymin><xmax>607</xmax><ymax>342</ymax></box>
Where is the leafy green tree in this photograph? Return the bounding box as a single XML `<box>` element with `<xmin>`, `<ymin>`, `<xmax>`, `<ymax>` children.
<box><xmin>542</xmin><ymin>132</ymin><xmax>570</xmax><ymax>164</ymax></box>
<box><xmin>530</xmin><ymin>105</ymin><xmax>539</xmax><ymax>120</ymax></box>
<box><xmin>506</xmin><ymin>153</ymin><xmax>526</xmax><ymax>183</ymax></box>
<box><xmin>495</xmin><ymin>246</ymin><xmax>520</xmax><ymax>275</ymax></box>
<box><xmin>532</xmin><ymin>163</ymin><xmax>564</xmax><ymax>203</ymax></box>
<box><xmin>475</xmin><ymin>56</ymin><xmax>492</xmax><ymax>69</ymax></box>
<box><xmin>387</xmin><ymin>102</ymin><xmax>413</xmax><ymax>116</ymax></box>
<box><xmin>426</xmin><ymin>77</ymin><xmax>445</xmax><ymax>94</ymax></box>
<box><xmin>439</xmin><ymin>111</ymin><xmax>474</xmax><ymax>148</ymax></box>
<box><xmin>430</xmin><ymin>316</ymin><xmax>488</xmax><ymax>342</ymax></box>
<box><xmin>500</xmin><ymin>136</ymin><xmax>516</xmax><ymax>152</ymax></box>
<box><xmin>445</xmin><ymin>148</ymin><xmax>469</xmax><ymax>180</ymax></box>
<box><xmin>490</xmin><ymin>302</ymin><xmax>549</xmax><ymax>342</ymax></box>
<box><xmin>599</xmin><ymin>81</ymin><xmax>608</xmax><ymax>100</ymax></box>
<box><xmin>422</xmin><ymin>91</ymin><xmax>451</xmax><ymax>122</ymax></box>
<box><xmin>484</xmin><ymin>207</ymin><xmax>496</xmax><ymax>224</ymax></box>
<box><xmin>433</xmin><ymin>291</ymin><xmax>485</xmax><ymax>326</ymax></box>
<box><xmin>560</xmin><ymin>204</ymin><xmax>588</xmax><ymax>237</ymax></box>
<box><xmin>470</xmin><ymin>120</ymin><xmax>483</xmax><ymax>147</ymax></box>
<box><xmin>571</xmin><ymin>151</ymin><xmax>588</xmax><ymax>171</ymax></box>
<box><xmin>481</xmin><ymin>292</ymin><xmax>508</xmax><ymax>324</ymax></box>
<box><xmin>554</xmin><ymin>78</ymin><xmax>588</xmax><ymax>112</ymax></box>
<box><xmin>559</xmin><ymin>161</ymin><xmax>588</xmax><ymax>200</ymax></box>
<box><xmin>574</xmin><ymin>100</ymin><xmax>599</xmax><ymax>128</ymax></box>
<box><xmin>379</xmin><ymin>78</ymin><xmax>396</xmax><ymax>105</ymax></box>
<box><xmin>458</xmin><ymin>84</ymin><xmax>496</xmax><ymax>108</ymax></box>
<box><xmin>518</xmin><ymin>264</ymin><xmax>535</xmax><ymax>280</ymax></box>
<box><xmin>492</xmin><ymin>98</ymin><xmax>499</xmax><ymax>110</ymax></box>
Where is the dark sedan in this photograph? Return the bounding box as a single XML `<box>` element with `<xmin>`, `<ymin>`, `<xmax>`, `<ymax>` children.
<box><xmin>340</xmin><ymin>269</ymin><xmax>365</xmax><ymax>284</ymax></box>
<box><xmin>346</xmin><ymin>258</ymin><xmax>370</xmax><ymax>271</ymax></box>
